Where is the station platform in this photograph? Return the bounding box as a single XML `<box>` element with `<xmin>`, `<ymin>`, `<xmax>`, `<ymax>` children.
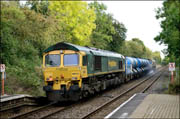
<box><xmin>0</xmin><ymin>94</ymin><xmax>33</xmax><ymax>102</ymax></box>
<box><xmin>105</xmin><ymin>93</ymin><xmax>179</xmax><ymax>119</ymax></box>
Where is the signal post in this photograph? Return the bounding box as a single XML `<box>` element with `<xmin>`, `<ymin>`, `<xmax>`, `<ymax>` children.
<box><xmin>169</xmin><ymin>62</ymin><xmax>175</xmax><ymax>84</ymax></box>
<box><xmin>0</xmin><ymin>64</ymin><xmax>5</xmax><ymax>96</ymax></box>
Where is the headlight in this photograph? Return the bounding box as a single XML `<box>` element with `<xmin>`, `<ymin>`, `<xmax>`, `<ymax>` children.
<box><xmin>46</xmin><ymin>76</ymin><xmax>53</xmax><ymax>81</ymax></box>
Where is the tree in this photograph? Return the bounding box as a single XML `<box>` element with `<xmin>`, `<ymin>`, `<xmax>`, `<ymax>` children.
<box><xmin>1</xmin><ymin>1</ymin><xmax>49</xmax><ymax>95</ymax></box>
<box><xmin>49</xmin><ymin>1</ymin><xmax>96</xmax><ymax>45</ymax></box>
<box><xmin>155</xmin><ymin>0</ymin><xmax>180</xmax><ymax>65</ymax></box>
<box><xmin>89</xmin><ymin>1</ymin><xmax>126</xmax><ymax>52</ymax></box>
<box><xmin>89</xmin><ymin>2</ymin><xmax>115</xmax><ymax>49</ymax></box>
<box><xmin>26</xmin><ymin>0</ymin><xmax>49</xmax><ymax>15</ymax></box>
<box><xmin>152</xmin><ymin>51</ymin><xmax>161</xmax><ymax>64</ymax></box>
<box><xmin>122</xmin><ymin>38</ymin><xmax>153</xmax><ymax>59</ymax></box>
<box><xmin>123</xmin><ymin>40</ymin><xmax>143</xmax><ymax>58</ymax></box>
<box><xmin>109</xmin><ymin>19</ymin><xmax>127</xmax><ymax>53</ymax></box>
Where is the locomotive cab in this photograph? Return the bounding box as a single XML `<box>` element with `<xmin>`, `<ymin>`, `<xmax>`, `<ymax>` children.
<box><xmin>43</xmin><ymin>50</ymin><xmax>87</xmax><ymax>101</ymax></box>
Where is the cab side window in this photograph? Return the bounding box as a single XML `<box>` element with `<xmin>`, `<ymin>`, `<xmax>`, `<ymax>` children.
<box><xmin>83</xmin><ymin>56</ymin><xmax>88</xmax><ymax>66</ymax></box>
<box><xmin>119</xmin><ymin>60</ymin><xmax>123</xmax><ymax>69</ymax></box>
<box><xmin>94</xmin><ymin>56</ymin><xmax>101</xmax><ymax>70</ymax></box>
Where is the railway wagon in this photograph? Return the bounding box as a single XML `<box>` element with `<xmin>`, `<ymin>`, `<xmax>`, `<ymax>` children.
<box><xmin>125</xmin><ymin>57</ymin><xmax>153</xmax><ymax>80</ymax></box>
<box><xmin>125</xmin><ymin>57</ymin><xmax>133</xmax><ymax>81</ymax></box>
<box><xmin>43</xmin><ymin>42</ymin><xmax>126</xmax><ymax>101</ymax></box>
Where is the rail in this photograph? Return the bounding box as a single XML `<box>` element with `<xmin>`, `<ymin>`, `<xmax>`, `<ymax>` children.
<box><xmin>0</xmin><ymin>96</ymin><xmax>37</xmax><ymax>112</ymax></box>
<box><xmin>9</xmin><ymin>102</ymin><xmax>57</xmax><ymax>119</ymax></box>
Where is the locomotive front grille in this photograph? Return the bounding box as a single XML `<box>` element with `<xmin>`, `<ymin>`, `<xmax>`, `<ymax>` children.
<box><xmin>48</xmin><ymin>81</ymin><xmax>53</xmax><ymax>86</ymax></box>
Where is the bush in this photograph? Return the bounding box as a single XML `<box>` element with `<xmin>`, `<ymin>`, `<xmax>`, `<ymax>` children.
<box><xmin>1</xmin><ymin>2</ymin><xmax>47</xmax><ymax>96</ymax></box>
<box><xmin>168</xmin><ymin>68</ymin><xmax>180</xmax><ymax>94</ymax></box>
<box><xmin>168</xmin><ymin>81</ymin><xmax>180</xmax><ymax>94</ymax></box>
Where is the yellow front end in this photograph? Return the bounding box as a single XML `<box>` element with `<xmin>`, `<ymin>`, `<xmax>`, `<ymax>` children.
<box><xmin>42</xmin><ymin>50</ymin><xmax>87</xmax><ymax>101</ymax></box>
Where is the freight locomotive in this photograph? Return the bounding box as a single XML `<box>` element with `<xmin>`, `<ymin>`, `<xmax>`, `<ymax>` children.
<box><xmin>42</xmin><ymin>42</ymin><xmax>153</xmax><ymax>101</ymax></box>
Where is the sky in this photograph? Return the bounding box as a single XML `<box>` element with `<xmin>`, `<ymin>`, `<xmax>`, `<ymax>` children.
<box><xmin>96</xmin><ymin>1</ymin><xmax>167</xmax><ymax>59</ymax></box>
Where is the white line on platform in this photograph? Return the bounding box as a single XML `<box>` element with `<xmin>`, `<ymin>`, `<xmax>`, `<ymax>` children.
<box><xmin>150</xmin><ymin>109</ymin><xmax>155</xmax><ymax>115</ymax></box>
<box><xmin>120</xmin><ymin>112</ymin><xmax>128</xmax><ymax>118</ymax></box>
<box><xmin>104</xmin><ymin>94</ymin><xmax>137</xmax><ymax>119</ymax></box>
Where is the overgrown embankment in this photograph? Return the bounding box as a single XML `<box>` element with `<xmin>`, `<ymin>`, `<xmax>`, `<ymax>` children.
<box><xmin>1</xmin><ymin>2</ymin><xmax>58</xmax><ymax>96</ymax></box>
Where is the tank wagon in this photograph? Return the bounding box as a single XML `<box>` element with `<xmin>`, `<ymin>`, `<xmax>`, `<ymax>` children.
<box><xmin>125</xmin><ymin>57</ymin><xmax>152</xmax><ymax>81</ymax></box>
<box><xmin>42</xmin><ymin>42</ymin><xmax>153</xmax><ymax>102</ymax></box>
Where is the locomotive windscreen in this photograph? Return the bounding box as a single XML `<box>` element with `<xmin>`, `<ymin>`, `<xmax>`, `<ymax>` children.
<box><xmin>45</xmin><ymin>54</ymin><xmax>61</xmax><ymax>67</ymax></box>
<box><xmin>64</xmin><ymin>54</ymin><xmax>79</xmax><ymax>66</ymax></box>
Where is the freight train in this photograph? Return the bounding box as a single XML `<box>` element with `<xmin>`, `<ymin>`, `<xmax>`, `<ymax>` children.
<box><xmin>42</xmin><ymin>42</ymin><xmax>154</xmax><ymax>102</ymax></box>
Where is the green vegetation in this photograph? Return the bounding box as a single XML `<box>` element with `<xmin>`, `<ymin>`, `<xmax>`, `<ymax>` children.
<box><xmin>49</xmin><ymin>1</ymin><xmax>96</xmax><ymax>45</ymax></box>
<box><xmin>121</xmin><ymin>38</ymin><xmax>161</xmax><ymax>63</ymax></box>
<box><xmin>155</xmin><ymin>0</ymin><xmax>180</xmax><ymax>94</ymax></box>
<box><xmin>88</xmin><ymin>2</ymin><xmax>127</xmax><ymax>52</ymax></box>
<box><xmin>168</xmin><ymin>80</ymin><xmax>180</xmax><ymax>94</ymax></box>
<box><xmin>1</xmin><ymin>1</ymin><xmax>161</xmax><ymax>96</ymax></box>
<box><xmin>155</xmin><ymin>0</ymin><xmax>180</xmax><ymax>66</ymax></box>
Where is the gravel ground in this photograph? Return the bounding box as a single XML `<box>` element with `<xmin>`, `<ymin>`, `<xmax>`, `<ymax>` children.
<box><xmin>26</xmin><ymin>106</ymin><xmax>65</xmax><ymax>119</ymax></box>
<box><xmin>46</xmin><ymin>69</ymin><xmax>160</xmax><ymax>119</ymax></box>
<box><xmin>1</xmin><ymin>105</ymin><xmax>37</xmax><ymax>119</ymax></box>
<box><xmin>146</xmin><ymin>68</ymin><xmax>169</xmax><ymax>94</ymax></box>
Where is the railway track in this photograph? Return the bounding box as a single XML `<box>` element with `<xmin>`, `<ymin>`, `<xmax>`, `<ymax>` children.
<box><xmin>0</xmin><ymin>96</ymin><xmax>37</xmax><ymax>112</ymax></box>
<box><xmin>8</xmin><ymin>102</ymin><xmax>51</xmax><ymax>119</ymax></box>
<box><xmin>0</xmin><ymin>96</ymin><xmax>51</xmax><ymax>119</ymax></box>
<box><xmin>81</xmin><ymin>67</ymin><xmax>166</xmax><ymax>119</ymax></box>
<box><xmin>8</xmin><ymin>99</ymin><xmax>76</xmax><ymax>119</ymax></box>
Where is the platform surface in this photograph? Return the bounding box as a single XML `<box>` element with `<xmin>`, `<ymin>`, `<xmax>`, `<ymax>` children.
<box><xmin>0</xmin><ymin>94</ymin><xmax>32</xmax><ymax>102</ymax></box>
<box><xmin>130</xmin><ymin>94</ymin><xmax>179</xmax><ymax>118</ymax></box>
<box><xmin>105</xmin><ymin>93</ymin><xmax>179</xmax><ymax>119</ymax></box>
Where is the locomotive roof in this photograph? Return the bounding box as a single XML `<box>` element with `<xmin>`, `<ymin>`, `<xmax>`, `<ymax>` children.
<box><xmin>44</xmin><ymin>42</ymin><xmax>125</xmax><ymax>59</ymax></box>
